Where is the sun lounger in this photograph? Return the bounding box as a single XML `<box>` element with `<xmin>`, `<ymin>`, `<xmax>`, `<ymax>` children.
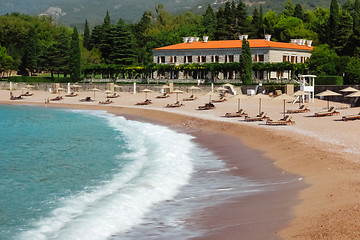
<box><xmin>166</xmin><ymin>101</ymin><xmax>184</xmax><ymax>108</ymax></box>
<box><xmin>244</xmin><ymin>112</ymin><xmax>270</xmax><ymax>122</ymax></box>
<box><xmin>183</xmin><ymin>95</ymin><xmax>197</xmax><ymax>101</ymax></box>
<box><xmin>212</xmin><ymin>97</ymin><xmax>227</xmax><ymax>103</ymax></box>
<box><xmin>79</xmin><ymin>96</ymin><xmax>94</xmax><ymax>102</ymax></box>
<box><xmin>136</xmin><ymin>99</ymin><xmax>152</xmax><ymax>105</ymax></box>
<box><xmin>198</xmin><ymin>102</ymin><xmax>215</xmax><ymax>110</ymax></box>
<box><xmin>314</xmin><ymin>106</ymin><xmax>340</xmax><ymax>117</ymax></box>
<box><xmin>21</xmin><ymin>91</ymin><xmax>33</xmax><ymax>96</ymax></box>
<box><xmin>107</xmin><ymin>93</ymin><xmax>120</xmax><ymax>98</ymax></box>
<box><xmin>99</xmin><ymin>99</ymin><xmax>114</xmax><ymax>104</ymax></box>
<box><xmin>50</xmin><ymin>96</ymin><xmax>63</xmax><ymax>101</ymax></box>
<box><xmin>65</xmin><ymin>92</ymin><xmax>78</xmax><ymax>97</ymax></box>
<box><xmin>266</xmin><ymin>115</ymin><xmax>295</xmax><ymax>125</ymax></box>
<box><xmin>156</xmin><ymin>93</ymin><xmax>169</xmax><ymax>98</ymax></box>
<box><xmin>287</xmin><ymin>105</ymin><xmax>310</xmax><ymax>113</ymax></box>
<box><xmin>224</xmin><ymin>109</ymin><xmax>248</xmax><ymax>117</ymax></box>
<box><xmin>342</xmin><ymin>112</ymin><xmax>360</xmax><ymax>121</ymax></box>
<box><xmin>10</xmin><ymin>92</ymin><xmax>23</xmax><ymax>100</ymax></box>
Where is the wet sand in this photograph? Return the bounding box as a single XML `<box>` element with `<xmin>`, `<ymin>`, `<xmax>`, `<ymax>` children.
<box><xmin>1</xmin><ymin>88</ymin><xmax>360</xmax><ymax>239</ymax></box>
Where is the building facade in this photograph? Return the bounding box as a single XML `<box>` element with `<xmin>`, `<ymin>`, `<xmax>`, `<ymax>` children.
<box><xmin>152</xmin><ymin>36</ymin><xmax>313</xmax><ymax>83</ymax></box>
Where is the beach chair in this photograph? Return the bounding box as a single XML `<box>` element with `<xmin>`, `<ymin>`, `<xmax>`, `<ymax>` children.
<box><xmin>99</xmin><ymin>99</ymin><xmax>114</xmax><ymax>104</ymax></box>
<box><xmin>266</xmin><ymin>115</ymin><xmax>295</xmax><ymax>125</ymax></box>
<box><xmin>166</xmin><ymin>101</ymin><xmax>184</xmax><ymax>108</ymax></box>
<box><xmin>287</xmin><ymin>105</ymin><xmax>310</xmax><ymax>114</ymax></box>
<box><xmin>198</xmin><ymin>102</ymin><xmax>215</xmax><ymax>110</ymax></box>
<box><xmin>50</xmin><ymin>96</ymin><xmax>63</xmax><ymax>101</ymax></box>
<box><xmin>212</xmin><ymin>97</ymin><xmax>227</xmax><ymax>103</ymax></box>
<box><xmin>183</xmin><ymin>95</ymin><xmax>197</xmax><ymax>101</ymax></box>
<box><xmin>156</xmin><ymin>93</ymin><xmax>170</xmax><ymax>99</ymax></box>
<box><xmin>136</xmin><ymin>99</ymin><xmax>152</xmax><ymax>105</ymax></box>
<box><xmin>314</xmin><ymin>107</ymin><xmax>340</xmax><ymax>117</ymax></box>
<box><xmin>107</xmin><ymin>93</ymin><xmax>120</xmax><ymax>98</ymax></box>
<box><xmin>9</xmin><ymin>92</ymin><xmax>23</xmax><ymax>100</ymax></box>
<box><xmin>65</xmin><ymin>92</ymin><xmax>78</xmax><ymax>97</ymax></box>
<box><xmin>79</xmin><ymin>96</ymin><xmax>94</xmax><ymax>102</ymax></box>
<box><xmin>244</xmin><ymin>112</ymin><xmax>270</xmax><ymax>122</ymax></box>
<box><xmin>21</xmin><ymin>91</ymin><xmax>33</xmax><ymax>96</ymax></box>
<box><xmin>224</xmin><ymin>109</ymin><xmax>248</xmax><ymax>118</ymax></box>
<box><xmin>342</xmin><ymin>112</ymin><xmax>360</xmax><ymax>121</ymax></box>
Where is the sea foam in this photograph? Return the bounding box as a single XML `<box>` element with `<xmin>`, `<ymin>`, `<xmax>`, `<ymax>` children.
<box><xmin>18</xmin><ymin>110</ymin><xmax>195</xmax><ymax>240</ymax></box>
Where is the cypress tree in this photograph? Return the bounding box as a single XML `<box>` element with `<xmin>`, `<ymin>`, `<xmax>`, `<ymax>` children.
<box><xmin>294</xmin><ymin>4</ymin><xmax>304</xmax><ymax>20</ymax></box>
<box><xmin>336</xmin><ymin>11</ymin><xmax>353</xmax><ymax>56</ymax></box>
<box><xmin>240</xmin><ymin>39</ymin><xmax>252</xmax><ymax>85</ymax></box>
<box><xmin>329</xmin><ymin>0</ymin><xmax>340</xmax><ymax>47</ymax></box>
<box><xmin>69</xmin><ymin>27</ymin><xmax>81</xmax><ymax>82</ymax></box>
<box><xmin>104</xmin><ymin>11</ymin><xmax>111</xmax><ymax>28</ymax></box>
<box><xmin>21</xmin><ymin>27</ymin><xmax>40</xmax><ymax>76</ymax></box>
<box><xmin>236</xmin><ymin>0</ymin><xmax>249</xmax><ymax>35</ymax></box>
<box><xmin>83</xmin><ymin>20</ymin><xmax>91</xmax><ymax>50</ymax></box>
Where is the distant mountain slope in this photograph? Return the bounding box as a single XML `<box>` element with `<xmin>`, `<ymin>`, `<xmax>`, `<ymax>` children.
<box><xmin>0</xmin><ymin>0</ymin><xmax>347</xmax><ymax>27</ymax></box>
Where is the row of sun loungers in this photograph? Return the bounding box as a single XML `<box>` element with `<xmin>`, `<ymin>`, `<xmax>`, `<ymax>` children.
<box><xmin>245</xmin><ymin>112</ymin><xmax>270</xmax><ymax>122</ymax></box>
<box><xmin>314</xmin><ymin>107</ymin><xmax>340</xmax><ymax>117</ymax></box>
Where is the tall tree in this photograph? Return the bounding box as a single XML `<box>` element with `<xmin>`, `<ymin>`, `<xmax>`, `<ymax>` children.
<box><xmin>236</xmin><ymin>0</ymin><xmax>250</xmax><ymax>35</ymax></box>
<box><xmin>21</xmin><ymin>27</ymin><xmax>40</xmax><ymax>76</ymax></box>
<box><xmin>329</xmin><ymin>0</ymin><xmax>340</xmax><ymax>47</ymax></box>
<box><xmin>69</xmin><ymin>27</ymin><xmax>81</xmax><ymax>82</ymax></box>
<box><xmin>104</xmin><ymin>11</ymin><xmax>111</xmax><ymax>28</ymax></box>
<box><xmin>283</xmin><ymin>0</ymin><xmax>295</xmax><ymax>17</ymax></box>
<box><xmin>294</xmin><ymin>4</ymin><xmax>304</xmax><ymax>20</ymax></box>
<box><xmin>203</xmin><ymin>4</ymin><xmax>217</xmax><ymax>39</ymax></box>
<box><xmin>0</xmin><ymin>44</ymin><xmax>14</xmax><ymax>74</ymax></box>
<box><xmin>240</xmin><ymin>39</ymin><xmax>252</xmax><ymax>85</ymax></box>
<box><xmin>251</xmin><ymin>6</ymin><xmax>264</xmax><ymax>39</ymax></box>
<box><xmin>83</xmin><ymin>20</ymin><xmax>91</xmax><ymax>50</ymax></box>
<box><xmin>335</xmin><ymin>10</ymin><xmax>353</xmax><ymax>55</ymax></box>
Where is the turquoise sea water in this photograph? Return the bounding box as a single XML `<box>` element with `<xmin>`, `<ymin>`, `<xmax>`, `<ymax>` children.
<box><xmin>0</xmin><ymin>105</ymin><xmax>259</xmax><ymax>240</ymax></box>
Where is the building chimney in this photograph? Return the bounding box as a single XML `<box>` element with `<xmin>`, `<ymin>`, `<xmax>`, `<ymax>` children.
<box><xmin>203</xmin><ymin>36</ymin><xmax>209</xmax><ymax>43</ymax></box>
<box><xmin>243</xmin><ymin>35</ymin><xmax>248</xmax><ymax>40</ymax></box>
<box><xmin>239</xmin><ymin>35</ymin><xmax>243</xmax><ymax>40</ymax></box>
<box><xmin>307</xmin><ymin>40</ymin><xmax>312</xmax><ymax>47</ymax></box>
<box><xmin>183</xmin><ymin>37</ymin><xmax>188</xmax><ymax>43</ymax></box>
<box><xmin>291</xmin><ymin>39</ymin><xmax>296</xmax><ymax>44</ymax></box>
<box><xmin>188</xmin><ymin>37</ymin><xmax>193</xmax><ymax>43</ymax></box>
<box><xmin>194</xmin><ymin>37</ymin><xmax>199</xmax><ymax>42</ymax></box>
<box><xmin>265</xmin><ymin>34</ymin><xmax>271</xmax><ymax>41</ymax></box>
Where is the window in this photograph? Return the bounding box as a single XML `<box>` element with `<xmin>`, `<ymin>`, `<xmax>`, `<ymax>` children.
<box><xmin>215</xmin><ymin>56</ymin><xmax>219</xmax><ymax>62</ymax></box>
<box><xmin>187</xmin><ymin>56</ymin><xmax>192</xmax><ymax>63</ymax></box>
<box><xmin>225</xmin><ymin>55</ymin><xmax>228</xmax><ymax>63</ymax></box>
<box><xmin>258</xmin><ymin>55</ymin><xmax>264</xmax><ymax>62</ymax></box>
<box><xmin>254</xmin><ymin>54</ymin><xmax>258</xmax><ymax>62</ymax></box>
<box><xmin>283</xmin><ymin>55</ymin><xmax>287</xmax><ymax>62</ymax></box>
<box><xmin>211</xmin><ymin>56</ymin><xmax>214</xmax><ymax>63</ymax></box>
<box><xmin>201</xmin><ymin>56</ymin><xmax>206</xmax><ymax>63</ymax></box>
<box><xmin>161</xmin><ymin>56</ymin><xmax>165</xmax><ymax>63</ymax></box>
<box><xmin>291</xmin><ymin>56</ymin><xmax>295</xmax><ymax>63</ymax></box>
<box><xmin>198</xmin><ymin>56</ymin><xmax>201</xmax><ymax>62</ymax></box>
<box><xmin>170</xmin><ymin>56</ymin><xmax>173</xmax><ymax>63</ymax></box>
<box><xmin>228</xmin><ymin>55</ymin><xmax>234</xmax><ymax>62</ymax></box>
<box><xmin>174</xmin><ymin>56</ymin><xmax>177</xmax><ymax>63</ymax></box>
<box><xmin>157</xmin><ymin>56</ymin><xmax>160</xmax><ymax>63</ymax></box>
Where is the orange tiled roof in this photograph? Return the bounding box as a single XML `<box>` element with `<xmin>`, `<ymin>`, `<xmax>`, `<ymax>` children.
<box><xmin>154</xmin><ymin>39</ymin><xmax>313</xmax><ymax>51</ymax></box>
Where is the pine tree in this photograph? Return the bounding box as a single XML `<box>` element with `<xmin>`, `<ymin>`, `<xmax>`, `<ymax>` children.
<box><xmin>104</xmin><ymin>11</ymin><xmax>111</xmax><ymax>28</ymax></box>
<box><xmin>251</xmin><ymin>7</ymin><xmax>264</xmax><ymax>39</ymax></box>
<box><xmin>21</xmin><ymin>27</ymin><xmax>40</xmax><ymax>76</ymax></box>
<box><xmin>109</xmin><ymin>21</ymin><xmax>136</xmax><ymax>65</ymax></box>
<box><xmin>83</xmin><ymin>20</ymin><xmax>91</xmax><ymax>50</ymax></box>
<box><xmin>294</xmin><ymin>4</ymin><xmax>304</xmax><ymax>20</ymax></box>
<box><xmin>240</xmin><ymin>39</ymin><xmax>252</xmax><ymax>85</ymax></box>
<box><xmin>203</xmin><ymin>4</ymin><xmax>217</xmax><ymax>39</ymax></box>
<box><xmin>329</xmin><ymin>0</ymin><xmax>340</xmax><ymax>47</ymax></box>
<box><xmin>283</xmin><ymin>0</ymin><xmax>294</xmax><ymax>17</ymax></box>
<box><xmin>69</xmin><ymin>27</ymin><xmax>81</xmax><ymax>82</ymax></box>
<box><xmin>236</xmin><ymin>0</ymin><xmax>250</xmax><ymax>35</ymax></box>
<box><xmin>335</xmin><ymin>11</ymin><xmax>353</xmax><ymax>56</ymax></box>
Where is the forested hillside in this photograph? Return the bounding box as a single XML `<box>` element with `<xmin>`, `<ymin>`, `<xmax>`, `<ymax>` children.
<box><xmin>0</xmin><ymin>0</ymin><xmax>348</xmax><ymax>26</ymax></box>
<box><xmin>1</xmin><ymin>0</ymin><xmax>360</xmax><ymax>84</ymax></box>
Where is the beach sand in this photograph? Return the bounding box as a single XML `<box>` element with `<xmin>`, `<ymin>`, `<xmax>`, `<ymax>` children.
<box><xmin>1</xmin><ymin>88</ymin><xmax>360</xmax><ymax>239</ymax></box>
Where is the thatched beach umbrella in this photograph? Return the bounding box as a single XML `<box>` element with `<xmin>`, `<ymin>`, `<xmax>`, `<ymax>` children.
<box><xmin>90</xmin><ymin>87</ymin><xmax>100</xmax><ymax>99</ymax></box>
<box><xmin>173</xmin><ymin>89</ymin><xmax>183</xmax><ymax>102</ymax></box>
<box><xmin>251</xmin><ymin>93</ymin><xmax>271</xmax><ymax>114</ymax></box>
<box><xmin>273</xmin><ymin>94</ymin><xmax>295</xmax><ymax>118</ymax></box>
<box><xmin>345</xmin><ymin>90</ymin><xmax>360</xmax><ymax>97</ymax></box>
<box><xmin>339</xmin><ymin>87</ymin><xmax>358</xmax><ymax>93</ymax></box>
<box><xmin>205</xmin><ymin>91</ymin><xmax>218</xmax><ymax>102</ymax></box>
<box><xmin>141</xmin><ymin>89</ymin><xmax>153</xmax><ymax>100</ymax></box>
<box><xmin>315</xmin><ymin>90</ymin><xmax>342</xmax><ymax>109</ymax></box>
<box><xmin>293</xmin><ymin>90</ymin><xmax>311</xmax><ymax>107</ymax></box>
<box><xmin>188</xmin><ymin>86</ymin><xmax>201</xmax><ymax>95</ymax></box>
<box><xmin>232</xmin><ymin>94</ymin><xmax>248</xmax><ymax>112</ymax></box>
<box><xmin>57</xmin><ymin>87</ymin><xmax>65</xmax><ymax>96</ymax></box>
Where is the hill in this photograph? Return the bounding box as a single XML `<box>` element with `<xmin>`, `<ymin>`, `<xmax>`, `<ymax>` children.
<box><xmin>0</xmin><ymin>0</ymin><xmax>347</xmax><ymax>28</ymax></box>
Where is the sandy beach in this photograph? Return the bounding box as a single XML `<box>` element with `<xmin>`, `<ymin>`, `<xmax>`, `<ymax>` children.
<box><xmin>1</xmin><ymin>87</ymin><xmax>360</xmax><ymax>239</ymax></box>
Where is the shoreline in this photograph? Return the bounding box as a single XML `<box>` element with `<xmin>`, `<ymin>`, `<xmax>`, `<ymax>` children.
<box><xmin>0</xmin><ymin>101</ymin><xmax>304</xmax><ymax>239</ymax></box>
<box><xmin>2</xmin><ymin>89</ymin><xmax>360</xmax><ymax>239</ymax></box>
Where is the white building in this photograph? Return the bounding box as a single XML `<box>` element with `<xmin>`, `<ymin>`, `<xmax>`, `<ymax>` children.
<box><xmin>152</xmin><ymin>35</ymin><xmax>313</xmax><ymax>82</ymax></box>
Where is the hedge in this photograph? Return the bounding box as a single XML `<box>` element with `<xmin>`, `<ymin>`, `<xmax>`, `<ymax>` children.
<box><xmin>6</xmin><ymin>76</ymin><xmax>72</xmax><ymax>83</ymax></box>
<box><xmin>315</xmin><ymin>76</ymin><xmax>343</xmax><ymax>85</ymax></box>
